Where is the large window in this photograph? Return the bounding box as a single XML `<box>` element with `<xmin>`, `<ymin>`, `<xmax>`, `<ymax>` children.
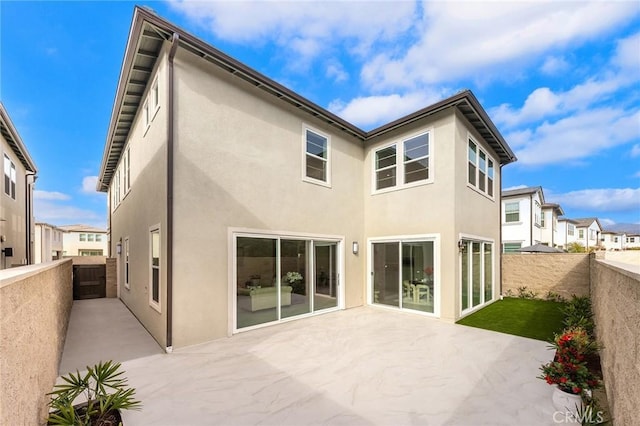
<box><xmin>371</xmin><ymin>238</ymin><xmax>437</xmax><ymax>315</ymax></box>
<box><xmin>3</xmin><ymin>154</ymin><xmax>16</xmax><ymax>199</ymax></box>
<box><xmin>303</xmin><ymin>126</ymin><xmax>330</xmax><ymax>186</ymax></box>
<box><xmin>461</xmin><ymin>239</ymin><xmax>493</xmax><ymax>312</ymax></box>
<box><xmin>373</xmin><ymin>131</ymin><xmax>431</xmax><ymax>192</ymax></box>
<box><xmin>150</xmin><ymin>227</ymin><xmax>160</xmax><ymax>311</ymax></box>
<box><xmin>235</xmin><ymin>233</ymin><xmax>340</xmax><ymax>331</ymax></box>
<box><xmin>568</xmin><ymin>224</ymin><xmax>575</xmax><ymax>236</ymax></box>
<box><xmin>505</xmin><ymin>202</ymin><xmax>520</xmax><ymax>223</ymax></box>
<box><xmin>468</xmin><ymin>138</ymin><xmax>495</xmax><ymax>197</ymax></box>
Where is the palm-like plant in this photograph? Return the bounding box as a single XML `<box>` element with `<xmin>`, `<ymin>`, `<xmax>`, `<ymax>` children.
<box><xmin>48</xmin><ymin>360</ymin><xmax>141</xmax><ymax>425</ymax></box>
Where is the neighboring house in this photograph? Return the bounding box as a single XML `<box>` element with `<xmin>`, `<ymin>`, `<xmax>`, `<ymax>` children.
<box><xmin>58</xmin><ymin>224</ymin><xmax>108</xmax><ymax>256</ymax></box>
<box><xmin>626</xmin><ymin>234</ymin><xmax>640</xmax><ymax>249</ymax></box>
<box><xmin>540</xmin><ymin>203</ymin><xmax>564</xmax><ymax>248</ymax></box>
<box><xmin>501</xmin><ymin>186</ymin><xmax>544</xmax><ymax>252</ymax></box>
<box><xmin>0</xmin><ymin>103</ymin><xmax>37</xmax><ymax>269</ymax></box>
<box><xmin>557</xmin><ymin>218</ymin><xmax>578</xmax><ymax>249</ymax></box>
<box><xmin>34</xmin><ymin>222</ymin><xmax>64</xmax><ymax>263</ymax></box>
<box><xmin>96</xmin><ymin>7</ymin><xmax>516</xmax><ymax>350</ymax></box>
<box><xmin>573</xmin><ymin>218</ymin><xmax>603</xmax><ymax>250</ymax></box>
<box><xmin>600</xmin><ymin>231</ymin><xmax>626</xmax><ymax>251</ymax></box>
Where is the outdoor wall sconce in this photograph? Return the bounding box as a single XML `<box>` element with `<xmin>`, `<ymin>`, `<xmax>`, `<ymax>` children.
<box><xmin>352</xmin><ymin>241</ymin><xmax>359</xmax><ymax>255</ymax></box>
<box><xmin>458</xmin><ymin>239</ymin><xmax>466</xmax><ymax>253</ymax></box>
<box><xmin>116</xmin><ymin>241</ymin><xmax>122</xmax><ymax>255</ymax></box>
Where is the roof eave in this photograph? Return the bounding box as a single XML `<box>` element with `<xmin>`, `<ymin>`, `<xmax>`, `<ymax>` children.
<box><xmin>0</xmin><ymin>103</ymin><xmax>37</xmax><ymax>173</ymax></box>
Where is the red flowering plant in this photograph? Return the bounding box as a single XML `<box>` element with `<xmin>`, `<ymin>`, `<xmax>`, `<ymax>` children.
<box><xmin>539</xmin><ymin>327</ymin><xmax>602</xmax><ymax>395</ymax></box>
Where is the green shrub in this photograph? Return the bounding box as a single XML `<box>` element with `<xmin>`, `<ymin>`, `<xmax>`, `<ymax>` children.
<box><xmin>562</xmin><ymin>295</ymin><xmax>595</xmax><ymax>338</ymax></box>
<box><xmin>517</xmin><ymin>286</ymin><xmax>538</xmax><ymax>299</ymax></box>
<box><xmin>545</xmin><ymin>291</ymin><xmax>567</xmax><ymax>303</ymax></box>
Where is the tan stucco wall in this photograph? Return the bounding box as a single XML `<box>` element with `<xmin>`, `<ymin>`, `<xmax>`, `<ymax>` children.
<box><xmin>109</xmin><ymin>46</ymin><xmax>169</xmax><ymax>348</ymax></box>
<box><xmin>502</xmin><ymin>253</ymin><xmax>590</xmax><ymax>299</ymax></box>
<box><xmin>0</xmin><ymin>260</ymin><xmax>73</xmax><ymax>425</ymax></box>
<box><xmin>453</xmin><ymin>110</ymin><xmax>502</xmax><ymax>320</ymax></box>
<box><xmin>0</xmin><ymin>136</ymin><xmax>30</xmax><ymax>268</ymax></box>
<box><xmin>590</xmin><ymin>260</ymin><xmax>640</xmax><ymax>426</ymax></box>
<box><xmin>170</xmin><ymin>48</ymin><xmax>365</xmax><ymax>347</ymax></box>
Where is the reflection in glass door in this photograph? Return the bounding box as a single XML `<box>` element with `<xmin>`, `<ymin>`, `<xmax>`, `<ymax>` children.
<box><xmin>372</xmin><ymin>240</ymin><xmax>435</xmax><ymax>314</ymax></box>
<box><xmin>373</xmin><ymin>243</ymin><xmax>400</xmax><ymax>307</ymax></box>
<box><xmin>314</xmin><ymin>242</ymin><xmax>338</xmax><ymax>311</ymax></box>
<box><xmin>235</xmin><ymin>235</ymin><xmax>341</xmax><ymax>331</ymax></box>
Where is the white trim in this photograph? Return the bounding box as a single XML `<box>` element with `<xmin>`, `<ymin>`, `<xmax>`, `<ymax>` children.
<box><xmin>302</xmin><ymin>123</ymin><xmax>332</xmax><ymax>188</ymax></box>
<box><xmin>149</xmin><ymin>224</ymin><xmax>161</xmax><ymax>313</ymax></box>
<box><xmin>371</xmin><ymin>129</ymin><xmax>434</xmax><ymax>195</ymax></box>
<box><xmin>229</xmin><ymin>227</ymin><xmax>344</xmax><ymax>334</ymax></box>
<box><xmin>366</xmin><ymin>233</ymin><xmax>441</xmax><ymax>318</ymax></box>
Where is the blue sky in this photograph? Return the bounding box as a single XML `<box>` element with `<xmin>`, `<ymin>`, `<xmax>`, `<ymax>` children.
<box><xmin>2</xmin><ymin>1</ymin><xmax>639</xmax><ymax>229</ymax></box>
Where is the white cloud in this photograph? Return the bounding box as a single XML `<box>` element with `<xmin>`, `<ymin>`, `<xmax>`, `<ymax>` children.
<box><xmin>631</xmin><ymin>144</ymin><xmax>640</xmax><ymax>158</ymax></box>
<box><xmin>34</xmin><ymin>190</ymin><xmax>70</xmax><ymax>201</ymax></box>
<box><xmin>600</xmin><ymin>218</ymin><xmax>616</xmax><ymax>227</ymax></box>
<box><xmin>540</xmin><ymin>56</ymin><xmax>570</xmax><ymax>75</ymax></box>
<box><xmin>510</xmin><ymin>107</ymin><xmax>640</xmax><ymax>166</ymax></box>
<box><xmin>360</xmin><ymin>2</ymin><xmax>637</xmax><ymax>90</ymax></box>
<box><xmin>326</xmin><ymin>62</ymin><xmax>348</xmax><ymax>83</ymax></box>
<box><xmin>168</xmin><ymin>0</ymin><xmax>417</xmax><ymax>62</ymax></box>
<box><xmin>81</xmin><ymin>176</ymin><xmax>99</xmax><ymax>194</ymax></box>
<box><xmin>34</xmin><ymin>200</ymin><xmax>104</xmax><ymax>228</ymax></box>
<box><xmin>328</xmin><ymin>90</ymin><xmax>444</xmax><ymax>129</ymax></box>
<box><xmin>547</xmin><ymin>188</ymin><xmax>640</xmax><ymax>213</ymax></box>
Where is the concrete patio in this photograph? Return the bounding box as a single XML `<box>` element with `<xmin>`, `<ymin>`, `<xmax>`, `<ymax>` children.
<box><xmin>60</xmin><ymin>299</ymin><xmax>558</xmax><ymax>425</ymax></box>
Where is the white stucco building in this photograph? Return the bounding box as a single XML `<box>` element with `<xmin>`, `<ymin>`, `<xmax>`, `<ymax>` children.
<box><xmin>58</xmin><ymin>224</ymin><xmax>108</xmax><ymax>256</ymax></box>
<box><xmin>34</xmin><ymin>222</ymin><xmax>64</xmax><ymax>263</ymax></box>
<box><xmin>501</xmin><ymin>186</ymin><xmax>544</xmax><ymax>252</ymax></box>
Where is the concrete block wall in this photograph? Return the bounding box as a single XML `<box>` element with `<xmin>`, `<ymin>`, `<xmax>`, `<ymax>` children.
<box><xmin>0</xmin><ymin>260</ymin><xmax>73</xmax><ymax>425</ymax></box>
<box><xmin>502</xmin><ymin>253</ymin><xmax>590</xmax><ymax>299</ymax></box>
<box><xmin>590</xmin><ymin>260</ymin><xmax>640</xmax><ymax>426</ymax></box>
<box><xmin>106</xmin><ymin>258</ymin><xmax>117</xmax><ymax>298</ymax></box>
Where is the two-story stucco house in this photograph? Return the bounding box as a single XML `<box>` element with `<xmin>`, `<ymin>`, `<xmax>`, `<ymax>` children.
<box><xmin>58</xmin><ymin>224</ymin><xmax>108</xmax><ymax>257</ymax></box>
<box><xmin>0</xmin><ymin>103</ymin><xmax>37</xmax><ymax>269</ymax></box>
<box><xmin>573</xmin><ymin>218</ymin><xmax>603</xmax><ymax>251</ymax></box>
<box><xmin>540</xmin><ymin>203</ymin><xmax>564</xmax><ymax>248</ymax></box>
<box><xmin>557</xmin><ymin>218</ymin><xmax>578</xmax><ymax>249</ymax></box>
<box><xmin>97</xmin><ymin>7</ymin><xmax>516</xmax><ymax>350</ymax></box>
<box><xmin>34</xmin><ymin>222</ymin><xmax>64</xmax><ymax>263</ymax></box>
<box><xmin>501</xmin><ymin>186</ymin><xmax>545</xmax><ymax>252</ymax></box>
<box><xmin>625</xmin><ymin>234</ymin><xmax>640</xmax><ymax>249</ymax></box>
<box><xmin>600</xmin><ymin>230</ymin><xmax>625</xmax><ymax>251</ymax></box>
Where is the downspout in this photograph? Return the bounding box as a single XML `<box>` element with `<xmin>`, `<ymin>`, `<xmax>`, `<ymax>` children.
<box><xmin>166</xmin><ymin>33</ymin><xmax>179</xmax><ymax>352</ymax></box>
<box><xmin>25</xmin><ymin>172</ymin><xmax>36</xmax><ymax>264</ymax></box>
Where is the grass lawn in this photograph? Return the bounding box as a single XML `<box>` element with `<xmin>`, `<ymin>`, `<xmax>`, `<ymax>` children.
<box><xmin>456</xmin><ymin>297</ymin><xmax>565</xmax><ymax>341</ymax></box>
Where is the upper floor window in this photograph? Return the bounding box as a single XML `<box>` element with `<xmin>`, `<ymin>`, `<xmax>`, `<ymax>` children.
<box><xmin>303</xmin><ymin>126</ymin><xmax>330</xmax><ymax>186</ymax></box>
<box><xmin>123</xmin><ymin>147</ymin><xmax>131</xmax><ymax>194</ymax></box>
<box><xmin>88</xmin><ymin>234</ymin><xmax>95</xmax><ymax>242</ymax></box>
<box><xmin>534</xmin><ymin>201</ymin><xmax>541</xmax><ymax>226</ymax></box>
<box><xmin>578</xmin><ymin>229</ymin><xmax>584</xmax><ymax>239</ymax></box>
<box><xmin>79</xmin><ymin>233</ymin><xmax>87</xmax><ymax>242</ymax></box>
<box><xmin>568</xmin><ymin>224</ymin><xmax>575</xmax><ymax>236</ymax></box>
<box><xmin>505</xmin><ymin>202</ymin><xmax>520</xmax><ymax>223</ymax></box>
<box><xmin>96</xmin><ymin>234</ymin><xmax>102</xmax><ymax>242</ymax></box>
<box><xmin>3</xmin><ymin>154</ymin><xmax>16</xmax><ymax>199</ymax></box>
<box><xmin>468</xmin><ymin>138</ymin><xmax>495</xmax><ymax>198</ymax></box>
<box><xmin>373</xmin><ymin>131</ymin><xmax>431</xmax><ymax>193</ymax></box>
<box><xmin>589</xmin><ymin>230</ymin><xmax>596</xmax><ymax>240</ymax></box>
<box><xmin>541</xmin><ymin>212</ymin><xmax>546</xmax><ymax>228</ymax></box>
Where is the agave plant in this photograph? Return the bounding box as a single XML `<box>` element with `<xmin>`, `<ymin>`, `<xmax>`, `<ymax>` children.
<box><xmin>48</xmin><ymin>360</ymin><xmax>141</xmax><ymax>425</ymax></box>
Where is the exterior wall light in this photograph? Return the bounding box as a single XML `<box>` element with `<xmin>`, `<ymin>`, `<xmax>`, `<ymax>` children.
<box><xmin>352</xmin><ymin>241</ymin><xmax>359</xmax><ymax>255</ymax></box>
<box><xmin>116</xmin><ymin>241</ymin><xmax>122</xmax><ymax>255</ymax></box>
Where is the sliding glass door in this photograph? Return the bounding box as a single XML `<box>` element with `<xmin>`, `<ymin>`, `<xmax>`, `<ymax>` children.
<box><xmin>235</xmin><ymin>234</ymin><xmax>341</xmax><ymax>331</ymax></box>
<box><xmin>460</xmin><ymin>239</ymin><xmax>493</xmax><ymax>313</ymax></box>
<box><xmin>371</xmin><ymin>238</ymin><xmax>436</xmax><ymax>314</ymax></box>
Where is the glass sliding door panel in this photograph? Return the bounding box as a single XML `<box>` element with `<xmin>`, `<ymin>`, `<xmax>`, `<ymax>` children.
<box><xmin>314</xmin><ymin>242</ymin><xmax>338</xmax><ymax>311</ymax></box>
<box><xmin>236</xmin><ymin>237</ymin><xmax>278</xmax><ymax>328</ymax></box>
<box><xmin>461</xmin><ymin>241</ymin><xmax>469</xmax><ymax>311</ymax></box>
<box><xmin>281</xmin><ymin>239</ymin><xmax>311</xmax><ymax>319</ymax></box>
<box><xmin>472</xmin><ymin>242</ymin><xmax>482</xmax><ymax>307</ymax></box>
<box><xmin>373</xmin><ymin>242</ymin><xmax>399</xmax><ymax>307</ymax></box>
<box><xmin>484</xmin><ymin>243</ymin><xmax>493</xmax><ymax>303</ymax></box>
<box><xmin>402</xmin><ymin>241</ymin><xmax>434</xmax><ymax>313</ymax></box>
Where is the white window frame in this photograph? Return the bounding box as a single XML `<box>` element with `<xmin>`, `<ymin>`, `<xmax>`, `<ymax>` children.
<box><xmin>504</xmin><ymin>202</ymin><xmax>520</xmax><ymax>223</ymax></box>
<box><xmin>534</xmin><ymin>201</ymin><xmax>542</xmax><ymax>227</ymax></box>
<box><xmin>79</xmin><ymin>233</ymin><xmax>87</xmax><ymax>242</ymax></box>
<box><xmin>149</xmin><ymin>225</ymin><xmax>161</xmax><ymax>313</ymax></box>
<box><xmin>123</xmin><ymin>147</ymin><xmax>131</xmax><ymax>195</ymax></box>
<box><xmin>467</xmin><ymin>136</ymin><xmax>495</xmax><ymax>199</ymax></box>
<box><xmin>568</xmin><ymin>224</ymin><xmax>575</xmax><ymax>236</ymax></box>
<box><xmin>372</xmin><ymin>130</ymin><xmax>433</xmax><ymax>194</ymax></box>
<box><xmin>302</xmin><ymin>124</ymin><xmax>331</xmax><ymax>188</ymax></box>
<box><xmin>124</xmin><ymin>237</ymin><xmax>130</xmax><ymax>290</ymax></box>
<box><xmin>3</xmin><ymin>154</ymin><xmax>16</xmax><ymax>200</ymax></box>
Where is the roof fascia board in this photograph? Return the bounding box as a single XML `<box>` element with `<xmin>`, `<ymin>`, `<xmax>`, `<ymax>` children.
<box><xmin>0</xmin><ymin>103</ymin><xmax>37</xmax><ymax>173</ymax></box>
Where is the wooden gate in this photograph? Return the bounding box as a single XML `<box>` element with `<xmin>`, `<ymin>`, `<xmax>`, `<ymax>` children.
<box><xmin>72</xmin><ymin>264</ymin><xmax>106</xmax><ymax>300</ymax></box>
